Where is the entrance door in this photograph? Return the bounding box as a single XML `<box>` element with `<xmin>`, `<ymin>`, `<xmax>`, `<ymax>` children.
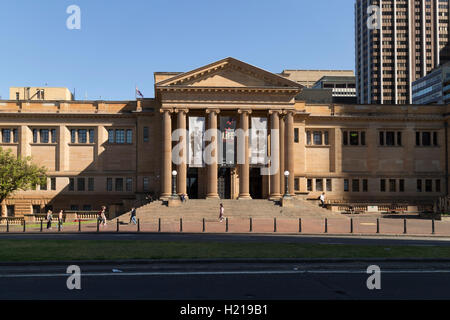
<box><xmin>250</xmin><ymin>168</ymin><xmax>263</xmax><ymax>199</ymax></box>
<box><xmin>218</xmin><ymin>167</ymin><xmax>231</xmax><ymax>199</ymax></box>
<box><xmin>187</xmin><ymin>168</ymin><xmax>199</xmax><ymax>199</ymax></box>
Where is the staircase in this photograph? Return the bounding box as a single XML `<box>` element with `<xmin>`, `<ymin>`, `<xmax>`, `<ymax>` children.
<box><xmin>120</xmin><ymin>198</ymin><xmax>346</xmax><ymax>222</ymax></box>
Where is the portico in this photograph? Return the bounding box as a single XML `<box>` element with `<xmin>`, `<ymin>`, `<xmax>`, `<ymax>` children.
<box><xmin>155</xmin><ymin>57</ymin><xmax>302</xmax><ymax>200</ymax></box>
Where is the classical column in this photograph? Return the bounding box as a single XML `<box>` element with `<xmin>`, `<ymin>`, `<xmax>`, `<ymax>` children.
<box><xmin>279</xmin><ymin>113</ymin><xmax>285</xmax><ymax>195</ymax></box>
<box><xmin>176</xmin><ymin>109</ymin><xmax>188</xmax><ymax>196</ymax></box>
<box><xmin>206</xmin><ymin>109</ymin><xmax>220</xmax><ymax>199</ymax></box>
<box><xmin>161</xmin><ymin>109</ymin><xmax>173</xmax><ymax>198</ymax></box>
<box><xmin>269</xmin><ymin>110</ymin><xmax>281</xmax><ymax>199</ymax></box>
<box><xmin>238</xmin><ymin>109</ymin><xmax>251</xmax><ymax>199</ymax></box>
<box><xmin>285</xmin><ymin>110</ymin><xmax>295</xmax><ymax>196</ymax></box>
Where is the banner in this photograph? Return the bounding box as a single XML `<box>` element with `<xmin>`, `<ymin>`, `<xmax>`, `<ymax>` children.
<box><xmin>188</xmin><ymin>116</ymin><xmax>205</xmax><ymax>167</ymax></box>
<box><xmin>250</xmin><ymin>117</ymin><xmax>268</xmax><ymax>165</ymax></box>
<box><xmin>219</xmin><ymin>116</ymin><xmax>237</xmax><ymax>165</ymax></box>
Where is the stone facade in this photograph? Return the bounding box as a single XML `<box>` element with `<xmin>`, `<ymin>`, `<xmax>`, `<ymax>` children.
<box><xmin>0</xmin><ymin>57</ymin><xmax>448</xmax><ymax>217</ymax></box>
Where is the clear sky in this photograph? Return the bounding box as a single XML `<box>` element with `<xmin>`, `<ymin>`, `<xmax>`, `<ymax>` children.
<box><xmin>0</xmin><ymin>0</ymin><xmax>355</xmax><ymax>101</ymax></box>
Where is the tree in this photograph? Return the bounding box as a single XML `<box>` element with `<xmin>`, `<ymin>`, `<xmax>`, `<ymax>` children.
<box><xmin>0</xmin><ymin>147</ymin><xmax>47</xmax><ymax>204</ymax></box>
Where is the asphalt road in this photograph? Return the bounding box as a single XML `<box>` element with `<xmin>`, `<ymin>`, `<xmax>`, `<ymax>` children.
<box><xmin>0</xmin><ymin>262</ymin><xmax>449</xmax><ymax>300</ymax></box>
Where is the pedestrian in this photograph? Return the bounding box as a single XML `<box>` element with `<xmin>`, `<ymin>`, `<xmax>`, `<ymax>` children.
<box><xmin>46</xmin><ymin>210</ymin><xmax>53</xmax><ymax>230</ymax></box>
<box><xmin>97</xmin><ymin>207</ymin><xmax>104</xmax><ymax>227</ymax></box>
<box><xmin>58</xmin><ymin>209</ymin><xmax>64</xmax><ymax>230</ymax></box>
<box><xmin>100</xmin><ymin>206</ymin><xmax>107</xmax><ymax>226</ymax></box>
<box><xmin>219</xmin><ymin>203</ymin><xmax>224</xmax><ymax>222</ymax></box>
<box><xmin>180</xmin><ymin>193</ymin><xmax>186</xmax><ymax>203</ymax></box>
<box><xmin>130</xmin><ymin>207</ymin><xmax>137</xmax><ymax>225</ymax></box>
<box><xmin>319</xmin><ymin>192</ymin><xmax>326</xmax><ymax>208</ymax></box>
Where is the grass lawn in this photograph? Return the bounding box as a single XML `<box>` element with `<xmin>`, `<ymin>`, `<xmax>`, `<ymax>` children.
<box><xmin>0</xmin><ymin>240</ymin><xmax>449</xmax><ymax>262</ymax></box>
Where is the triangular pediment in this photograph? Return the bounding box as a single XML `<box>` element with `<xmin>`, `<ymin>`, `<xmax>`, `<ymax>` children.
<box><xmin>156</xmin><ymin>57</ymin><xmax>303</xmax><ymax>89</ymax></box>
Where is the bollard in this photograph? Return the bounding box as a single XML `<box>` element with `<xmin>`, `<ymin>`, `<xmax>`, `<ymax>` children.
<box><xmin>350</xmin><ymin>218</ymin><xmax>353</xmax><ymax>234</ymax></box>
<box><xmin>250</xmin><ymin>217</ymin><xmax>253</xmax><ymax>232</ymax></box>
<box><xmin>23</xmin><ymin>220</ymin><xmax>26</xmax><ymax>233</ymax></box>
<box><xmin>403</xmin><ymin>218</ymin><xmax>407</xmax><ymax>234</ymax></box>
<box><xmin>138</xmin><ymin>219</ymin><xmax>140</xmax><ymax>232</ymax></box>
<box><xmin>78</xmin><ymin>219</ymin><xmax>81</xmax><ymax>232</ymax></box>
<box><xmin>117</xmin><ymin>219</ymin><xmax>119</xmax><ymax>232</ymax></box>
<box><xmin>58</xmin><ymin>219</ymin><xmax>61</xmax><ymax>232</ymax></box>
<box><xmin>226</xmin><ymin>217</ymin><xmax>228</xmax><ymax>232</ymax></box>
<box><xmin>97</xmin><ymin>219</ymin><xmax>99</xmax><ymax>232</ymax></box>
<box><xmin>40</xmin><ymin>220</ymin><xmax>43</xmax><ymax>232</ymax></box>
<box><xmin>274</xmin><ymin>218</ymin><xmax>277</xmax><ymax>233</ymax></box>
<box><xmin>202</xmin><ymin>218</ymin><xmax>205</xmax><ymax>232</ymax></box>
<box><xmin>376</xmin><ymin>218</ymin><xmax>380</xmax><ymax>234</ymax></box>
<box><xmin>158</xmin><ymin>218</ymin><xmax>161</xmax><ymax>232</ymax></box>
<box><xmin>325</xmin><ymin>218</ymin><xmax>328</xmax><ymax>233</ymax></box>
<box><xmin>180</xmin><ymin>218</ymin><xmax>183</xmax><ymax>233</ymax></box>
<box><xmin>299</xmin><ymin>218</ymin><xmax>302</xmax><ymax>233</ymax></box>
<box><xmin>432</xmin><ymin>218</ymin><xmax>435</xmax><ymax>235</ymax></box>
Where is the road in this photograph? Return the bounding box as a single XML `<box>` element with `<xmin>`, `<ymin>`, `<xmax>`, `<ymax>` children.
<box><xmin>0</xmin><ymin>261</ymin><xmax>449</xmax><ymax>300</ymax></box>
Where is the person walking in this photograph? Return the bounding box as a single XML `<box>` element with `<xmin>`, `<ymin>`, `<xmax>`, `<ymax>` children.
<box><xmin>100</xmin><ymin>206</ymin><xmax>107</xmax><ymax>226</ymax></box>
<box><xmin>58</xmin><ymin>209</ymin><xmax>64</xmax><ymax>230</ymax></box>
<box><xmin>319</xmin><ymin>192</ymin><xmax>326</xmax><ymax>208</ymax></box>
<box><xmin>219</xmin><ymin>203</ymin><xmax>225</xmax><ymax>222</ymax></box>
<box><xmin>46</xmin><ymin>210</ymin><xmax>53</xmax><ymax>230</ymax></box>
<box><xmin>129</xmin><ymin>207</ymin><xmax>137</xmax><ymax>225</ymax></box>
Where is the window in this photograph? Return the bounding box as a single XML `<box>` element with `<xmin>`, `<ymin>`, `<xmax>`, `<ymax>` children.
<box><xmin>326</xmin><ymin>179</ymin><xmax>332</xmax><ymax>192</ymax></box>
<box><xmin>78</xmin><ymin>129</ymin><xmax>87</xmax><ymax>143</ymax></box>
<box><xmin>399</xmin><ymin>179</ymin><xmax>405</xmax><ymax>192</ymax></box>
<box><xmin>380</xmin><ymin>179</ymin><xmax>386</xmax><ymax>192</ymax></box>
<box><xmin>116</xmin><ymin>130</ymin><xmax>125</xmax><ymax>144</ymax></box>
<box><xmin>69</xmin><ymin>178</ymin><xmax>75</xmax><ymax>191</ymax></box>
<box><xmin>51</xmin><ymin>178</ymin><xmax>56</xmax><ymax>191</ymax></box>
<box><xmin>417</xmin><ymin>179</ymin><xmax>422</xmax><ymax>192</ymax></box>
<box><xmin>294</xmin><ymin>128</ymin><xmax>299</xmax><ymax>143</ymax></box>
<box><xmin>294</xmin><ymin>178</ymin><xmax>300</xmax><ymax>191</ymax></box>
<box><xmin>40</xmin><ymin>129</ymin><xmax>49</xmax><ymax>143</ymax></box>
<box><xmin>352</xmin><ymin>179</ymin><xmax>360</xmax><ymax>192</ymax></box>
<box><xmin>115</xmin><ymin>178</ymin><xmax>124</xmax><ymax>191</ymax></box>
<box><xmin>436</xmin><ymin>180</ymin><xmax>441</xmax><ymax>193</ymax></box>
<box><xmin>306</xmin><ymin>132</ymin><xmax>311</xmax><ymax>145</ymax></box>
<box><xmin>70</xmin><ymin>205</ymin><xmax>79</xmax><ymax>211</ymax></box>
<box><xmin>143</xmin><ymin>127</ymin><xmax>149</xmax><ymax>142</ymax></box>
<box><xmin>324</xmin><ymin>131</ymin><xmax>329</xmax><ymax>145</ymax></box>
<box><xmin>363</xmin><ymin>179</ymin><xmax>368</xmax><ymax>192</ymax></box>
<box><xmin>343</xmin><ymin>131</ymin><xmax>366</xmax><ymax>146</ymax></box>
<box><xmin>350</xmin><ymin>132</ymin><xmax>359</xmax><ymax>145</ymax></box>
<box><xmin>143</xmin><ymin>177</ymin><xmax>149</xmax><ymax>192</ymax></box>
<box><xmin>89</xmin><ymin>129</ymin><xmax>95</xmax><ymax>143</ymax></box>
<box><xmin>425</xmin><ymin>179</ymin><xmax>432</xmax><ymax>192</ymax></box>
<box><xmin>2</xmin><ymin>129</ymin><xmax>10</xmax><ymax>143</ymax></box>
<box><xmin>51</xmin><ymin>129</ymin><xmax>57</xmax><ymax>143</ymax></box>
<box><xmin>316</xmin><ymin>179</ymin><xmax>323</xmax><ymax>191</ymax></box>
<box><xmin>416</xmin><ymin>131</ymin><xmax>439</xmax><ymax>147</ymax></box>
<box><xmin>307</xmin><ymin>179</ymin><xmax>313</xmax><ymax>191</ymax></box>
<box><xmin>108</xmin><ymin>129</ymin><xmax>115</xmax><ymax>143</ymax></box>
<box><xmin>306</xmin><ymin>130</ymin><xmax>329</xmax><ymax>146</ymax></box>
<box><xmin>83</xmin><ymin>205</ymin><xmax>92</xmax><ymax>211</ymax></box>
<box><xmin>126</xmin><ymin>129</ymin><xmax>133</xmax><ymax>144</ymax></box>
<box><xmin>313</xmin><ymin>132</ymin><xmax>322</xmax><ymax>145</ymax></box>
<box><xmin>106</xmin><ymin>178</ymin><xmax>113</xmax><ymax>192</ymax></box>
<box><xmin>33</xmin><ymin>129</ymin><xmax>38</xmax><ymax>143</ymax></box>
<box><xmin>126</xmin><ymin>177</ymin><xmax>133</xmax><ymax>192</ymax></box>
<box><xmin>344</xmin><ymin>179</ymin><xmax>349</xmax><ymax>192</ymax></box>
<box><xmin>71</xmin><ymin>129</ymin><xmax>76</xmax><ymax>143</ymax></box>
<box><xmin>77</xmin><ymin>178</ymin><xmax>85</xmax><ymax>191</ymax></box>
<box><xmin>88</xmin><ymin>178</ymin><xmax>94</xmax><ymax>192</ymax></box>
<box><xmin>13</xmin><ymin>129</ymin><xmax>18</xmax><ymax>143</ymax></box>
<box><xmin>389</xmin><ymin>179</ymin><xmax>396</xmax><ymax>192</ymax></box>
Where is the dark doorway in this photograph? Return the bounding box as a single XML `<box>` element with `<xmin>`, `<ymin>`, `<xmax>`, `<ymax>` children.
<box><xmin>187</xmin><ymin>168</ymin><xmax>199</xmax><ymax>199</ymax></box>
<box><xmin>250</xmin><ymin>168</ymin><xmax>263</xmax><ymax>199</ymax></box>
<box><xmin>218</xmin><ymin>167</ymin><xmax>232</xmax><ymax>199</ymax></box>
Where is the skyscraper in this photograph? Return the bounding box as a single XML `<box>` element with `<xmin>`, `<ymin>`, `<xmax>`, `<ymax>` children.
<box><xmin>355</xmin><ymin>0</ymin><xmax>449</xmax><ymax>104</ymax></box>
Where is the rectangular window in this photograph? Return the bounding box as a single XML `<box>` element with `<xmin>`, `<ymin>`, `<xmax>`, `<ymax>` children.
<box><xmin>77</xmin><ymin>178</ymin><xmax>85</xmax><ymax>191</ymax></box>
<box><xmin>422</xmin><ymin>132</ymin><xmax>431</xmax><ymax>146</ymax></box>
<box><xmin>386</xmin><ymin>132</ymin><xmax>395</xmax><ymax>146</ymax></box>
<box><xmin>433</xmin><ymin>132</ymin><xmax>438</xmax><ymax>146</ymax></box>
<box><xmin>294</xmin><ymin>128</ymin><xmax>299</xmax><ymax>143</ymax></box>
<box><xmin>344</xmin><ymin>179</ymin><xmax>349</xmax><ymax>192</ymax></box>
<box><xmin>379</xmin><ymin>132</ymin><xmax>384</xmax><ymax>146</ymax></box>
<box><xmin>343</xmin><ymin>131</ymin><xmax>348</xmax><ymax>145</ymax></box>
<box><xmin>33</xmin><ymin>129</ymin><xmax>38</xmax><ymax>143</ymax></box>
<box><xmin>2</xmin><ymin>129</ymin><xmax>10</xmax><ymax>143</ymax></box>
<box><xmin>115</xmin><ymin>178</ymin><xmax>124</xmax><ymax>191</ymax></box>
<box><xmin>106</xmin><ymin>178</ymin><xmax>113</xmax><ymax>192</ymax></box>
<box><xmin>294</xmin><ymin>178</ymin><xmax>300</xmax><ymax>191</ymax></box>
<box><xmin>78</xmin><ymin>129</ymin><xmax>87</xmax><ymax>144</ymax></box>
<box><xmin>13</xmin><ymin>129</ymin><xmax>18</xmax><ymax>143</ymax></box>
<box><xmin>362</xmin><ymin>179</ymin><xmax>368</xmax><ymax>192</ymax></box>
<box><xmin>417</xmin><ymin>179</ymin><xmax>422</xmax><ymax>192</ymax></box>
<box><xmin>352</xmin><ymin>179</ymin><xmax>359</xmax><ymax>192</ymax></box>
<box><xmin>316</xmin><ymin>179</ymin><xmax>323</xmax><ymax>191</ymax></box>
<box><xmin>397</xmin><ymin>132</ymin><xmax>402</xmax><ymax>146</ymax></box>
<box><xmin>307</xmin><ymin>179</ymin><xmax>313</xmax><ymax>191</ymax></box>
<box><xmin>380</xmin><ymin>179</ymin><xmax>386</xmax><ymax>192</ymax></box>
<box><xmin>436</xmin><ymin>180</ymin><xmax>441</xmax><ymax>193</ymax></box>
<box><xmin>306</xmin><ymin>132</ymin><xmax>311</xmax><ymax>145</ymax></box>
<box><xmin>143</xmin><ymin>177</ymin><xmax>149</xmax><ymax>192</ymax></box>
<box><xmin>126</xmin><ymin>177</ymin><xmax>133</xmax><ymax>192</ymax></box>
<box><xmin>349</xmin><ymin>132</ymin><xmax>359</xmax><ymax>145</ymax></box>
<box><xmin>126</xmin><ymin>129</ymin><xmax>133</xmax><ymax>144</ymax></box>
<box><xmin>143</xmin><ymin>127</ymin><xmax>149</xmax><ymax>142</ymax></box>
<box><xmin>69</xmin><ymin>178</ymin><xmax>75</xmax><ymax>191</ymax></box>
<box><xmin>51</xmin><ymin>178</ymin><xmax>56</xmax><ymax>191</ymax></box>
<box><xmin>51</xmin><ymin>129</ymin><xmax>57</xmax><ymax>143</ymax></box>
<box><xmin>71</xmin><ymin>129</ymin><xmax>76</xmax><ymax>143</ymax></box>
<box><xmin>108</xmin><ymin>129</ymin><xmax>115</xmax><ymax>143</ymax></box>
<box><xmin>425</xmin><ymin>179</ymin><xmax>432</xmax><ymax>192</ymax></box>
<box><xmin>416</xmin><ymin>132</ymin><xmax>420</xmax><ymax>146</ymax></box>
<box><xmin>40</xmin><ymin>129</ymin><xmax>49</xmax><ymax>143</ymax></box>
<box><xmin>399</xmin><ymin>179</ymin><xmax>405</xmax><ymax>192</ymax></box>
<box><xmin>324</xmin><ymin>131</ymin><xmax>329</xmax><ymax>145</ymax></box>
<box><xmin>313</xmin><ymin>132</ymin><xmax>322</xmax><ymax>145</ymax></box>
<box><xmin>326</xmin><ymin>179</ymin><xmax>332</xmax><ymax>192</ymax></box>
<box><xmin>89</xmin><ymin>129</ymin><xmax>95</xmax><ymax>143</ymax></box>
<box><xmin>116</xmin><ymin>130</ymin><xmax>125</xmax><ymax>144</ymax></box>
<box><xmin>389</xmin><ymin>179</ymin><xmax>396</xmax><ymax>192</ymax></box>
<box><xmin>88</xmin><ymin>178</ymin><xmax>94</xmax><ymax>192</ymax></box>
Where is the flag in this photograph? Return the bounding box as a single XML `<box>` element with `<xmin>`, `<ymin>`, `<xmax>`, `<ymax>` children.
<box><xmin>135</xmin><ymin>86</ymin><xmax>144</xmax><ymax>98</ymax></box>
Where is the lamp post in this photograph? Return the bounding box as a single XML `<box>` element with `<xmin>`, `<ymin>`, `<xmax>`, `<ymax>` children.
<box><xmin>284</xmin><ymin>171</ymin><xmax>290</xmax><ymax>198</ymax></box>
<box><xmin>171</xmin><ymin>170</ymin><xmax>178</xmax><ymax>198</ymax></box>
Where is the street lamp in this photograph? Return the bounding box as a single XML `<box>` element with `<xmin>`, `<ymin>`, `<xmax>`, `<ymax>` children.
<box><xmin>172</xmin><ymin>170</ymin><xmax>178</xmax><ymax>198</ymax></box>
<box><xmin>284</xmin><ymin>171</ymin><xmax>290</xmax><ymax>198</ymax></box>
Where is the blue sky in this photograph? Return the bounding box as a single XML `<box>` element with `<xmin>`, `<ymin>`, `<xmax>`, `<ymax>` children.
<box><xmin>0</xmin><ymin>0</ymin><xmax>355</xmax><ymax>100</ymax></box>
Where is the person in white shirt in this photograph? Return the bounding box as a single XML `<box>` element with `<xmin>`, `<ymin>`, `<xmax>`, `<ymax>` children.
<box><xmin>319</xmin><ymin>192</ymin><xmax>326</xmax><ymax>208</ymax></box>
<box><xmin>219</xmin><ymin>203</ymin><xmax>224</xmax><ymax>222</ymax></box>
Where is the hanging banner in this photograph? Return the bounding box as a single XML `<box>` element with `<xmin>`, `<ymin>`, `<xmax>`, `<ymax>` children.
<box><xmin>219</xmin><ymin>116</ymin><xmax>237</xmax><ymax>165</ymax></box>
<box><xmin>250</xmin><ymin>117</ymin><xmax>268</xmax><ymax>165</ymax></box>
<box><xmin>188</xmin><ymin>116</ymin><xmax>205</xmax><ymax>167</ymax></box>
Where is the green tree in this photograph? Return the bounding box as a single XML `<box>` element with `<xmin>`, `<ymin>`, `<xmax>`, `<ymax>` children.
<box><xmin>0</xmin><ymin>148</ymin><xmax>47</xmax><ymax>204</ymax></box>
